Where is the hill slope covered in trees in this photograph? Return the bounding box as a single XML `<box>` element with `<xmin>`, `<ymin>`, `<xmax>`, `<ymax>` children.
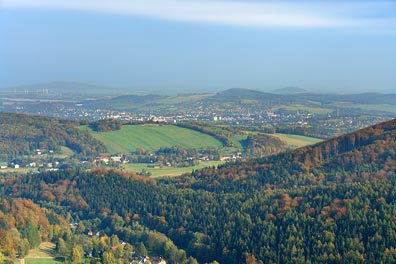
<box><xmin>0</xmin><ymin>112</ymin><xmax>106</xmax><ymax>162</ymax></box>
<box><xmin>1</xmin><ymin>119</ymin><xmax>396</xmax><ymax>263</ymax></box>
<box><xmin>0</xmin><ymin>197</ymin><xmax>71</xmax><ymax>263</ymax></box>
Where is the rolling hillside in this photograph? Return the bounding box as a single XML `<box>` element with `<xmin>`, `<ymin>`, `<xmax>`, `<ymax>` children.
<box><xmin>185</xmin><ymin>118</ymin><xmax>396</xmax><ymax>192</ymax></box>
<box><xmin>3</xmin><ymin>119</ymin><xmax>396</xmax><ymax>263</ymax></box>
<box><xmin>0</xmin><ymin>112</ymin><xmax>106</xmax><ymax>161</ymax></box>
<box><xmin>83</xmin><ymin>124</ymin><xmax>223</xmax><ymax>154</ymax></box>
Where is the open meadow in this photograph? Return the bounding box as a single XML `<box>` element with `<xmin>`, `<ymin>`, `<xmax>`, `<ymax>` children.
<box><xmin>235</xmin><ymin>132</ymin><xmax>322</xmax><ymax>149</ymax></box>
<box><xmin>83</xmin><ymin>124</ymin><xmax>223</xmax><ymax>154</ymax></box>
<box><xmin>23</xmin><ymin>242</ymin><xmax>62</xmax><ymax>264</ymax></box>
<box><xmin>270</xmin><ymin>133</ymin><xmax>322</xmax><ymax>148</ymax></box>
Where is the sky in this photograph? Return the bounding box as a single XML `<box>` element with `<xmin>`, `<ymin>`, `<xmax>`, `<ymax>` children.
<box><xmin>1</xmin><ymin>0</ymin><xmax>396</xmax><ymax>93</ymax></box>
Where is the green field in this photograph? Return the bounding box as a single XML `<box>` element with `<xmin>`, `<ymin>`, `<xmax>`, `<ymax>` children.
<box><xmin>270</xmin><ymin>133</ymin><xmax>322</xmax><ymax>148</ymax></box>
<box><xmin>83</xmin><ymin>124</ymin><xmax>223</xmax><ymax>154</ymax></box>
<box><xmin>124</xmin><ymin>160</ymin><xmax>223</xmax><ymax>177</ymax></box>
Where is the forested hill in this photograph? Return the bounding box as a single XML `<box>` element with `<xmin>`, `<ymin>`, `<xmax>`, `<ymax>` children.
<box><xmin>0</xmin><ymin>112</ymin><xmax>106</xmax><ymax>161</ymax></box>
<box><xmin>2</xmin><ymin>119</ymin><xmax>396</xmax><ymax>263</ymax></box>
<box><xmin>0</xmin><ymin>197</ymin><xmax>71</xmax><ymax>261</ymax></box>
<box><xmin>174</xmin><ymin>118</ymin><xmax>396</xmax><ymax>192</ymax></box>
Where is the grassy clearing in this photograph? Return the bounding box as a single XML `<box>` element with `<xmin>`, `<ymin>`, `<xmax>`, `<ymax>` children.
<box><xmin>269</xmin><ymin>133</ymin><xmax>322</xmax><ymax>148</ymax></box>
<box><xmin>84</xmin><ymin>125</ymin><xmax>223</xmax><ymax>154</ymax></box>
<box><xmin>25</xmin><ymin>242</ymin><xmax>56</xmax><ymax>258</ymax></box>
<box><xmin>233</xmin><ymin>131</ymin><xmax>321</xmax><ymax>149</ymax></box>
<box><xmin>24</xmin><ymin>242</ymin><xmax>61</xmax><ymax>264</ymax></box>
<box><xmin>230</xmin><ymin>135</ymin><xmax>248</xmax><ymax>150</ymax></box>
<box><xmin>123</xmin><ymin>160</ymin><xmax>224</xmax><ymax>177</ymax></box>
<box><xmin>53</xmin><ymin>146</ymin><xmax>74</xmax><ymax>159</ymax></box>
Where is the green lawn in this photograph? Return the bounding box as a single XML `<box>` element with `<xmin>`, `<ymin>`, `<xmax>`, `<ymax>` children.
<box><xmin>124</xmin><ymin>160</ymin><xmax>224</xmax><ymax>177</ymax></box>
<box><xmin>83</xmin><ymin>124</ymin><xmax>223</xmax><ymax>154</ymax></box>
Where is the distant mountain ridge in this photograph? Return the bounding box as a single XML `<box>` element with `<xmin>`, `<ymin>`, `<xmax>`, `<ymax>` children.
<box><xmin>212</xmin><ymin>88</ymin><xmax>396</xmax><ymax>105</ymax></box>
<box><xmin>1</xmin><ymin>82</ymin><xmax>395</xmax><ymax>116</ymax></box>
<box><xmin>2</xmin><ymin>81</ymin><xmax>394</xmax><ymax>97</ymax></box>
<box><xmin>214</xmin><ymin>88</ymin><xmax>284</xmax><ymax>101</ymax></box>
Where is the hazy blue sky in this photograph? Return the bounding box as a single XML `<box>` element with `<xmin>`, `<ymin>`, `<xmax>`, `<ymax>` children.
<box><xmin>1</xmin><ymin>0</ymin><xmax>395</xmax><ymax>93</ymax></box>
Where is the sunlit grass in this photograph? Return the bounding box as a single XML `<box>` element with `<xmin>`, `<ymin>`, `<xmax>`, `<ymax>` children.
<box><xmin>24</xmin><ymin>242</ymin><xmax>62</xmax><ymax>264</ymax></box>
<box><xmin>270</xmin><ymin>133</ymin><xmax>322</xmax><ymax>148</ymax></box>
<box><xmin>82</xmin><ymin>124</ymin><xmax>223</xmax><ymax>154</ymax></box>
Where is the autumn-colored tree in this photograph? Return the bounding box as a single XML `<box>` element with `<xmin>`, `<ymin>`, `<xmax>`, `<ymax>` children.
<box><xmin>71</xmin><ymin>245</ymin><xmax>83</xmax><ymax>264</ymax></box>
<box><xmin>102</xmin><ymin>251</ymin><xmax>117</xmax><ymax>264</ymax></box>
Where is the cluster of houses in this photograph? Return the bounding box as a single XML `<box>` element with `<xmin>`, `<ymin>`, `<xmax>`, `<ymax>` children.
<box><xmin>95</xmin><ymin>154</ymin><xmax>129</xmax><ymax>165</ymax></box>
<box><xmin>0</xmin><ymin>150</ymin><xmax>129</xmax><ymax>172</ymax></box>
<box><xmin>0</xmin><ymin>148</ymin><xmax>62</xmax><ymax>171</ymax></box>
<box><xmin>220</xmin><ymin>152</ymin><xmax>243</xmax><ymax>161</ymax></box>
<box><xmin>0</xmin><ymin>160</ymin><xmax>60</xmax><ymax>171</ymax></box>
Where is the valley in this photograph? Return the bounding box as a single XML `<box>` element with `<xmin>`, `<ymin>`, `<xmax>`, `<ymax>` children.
<box><xmin>3</xmin><ymin>2</ymin><xmax>395</xmax><ymax>263</ymax></box>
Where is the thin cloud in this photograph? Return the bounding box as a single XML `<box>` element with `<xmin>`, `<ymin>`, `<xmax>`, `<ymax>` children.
<box><xmin>2</xmin><ymin>0</ymin><xmax>396</xmax><ymax>30</ymax></box>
